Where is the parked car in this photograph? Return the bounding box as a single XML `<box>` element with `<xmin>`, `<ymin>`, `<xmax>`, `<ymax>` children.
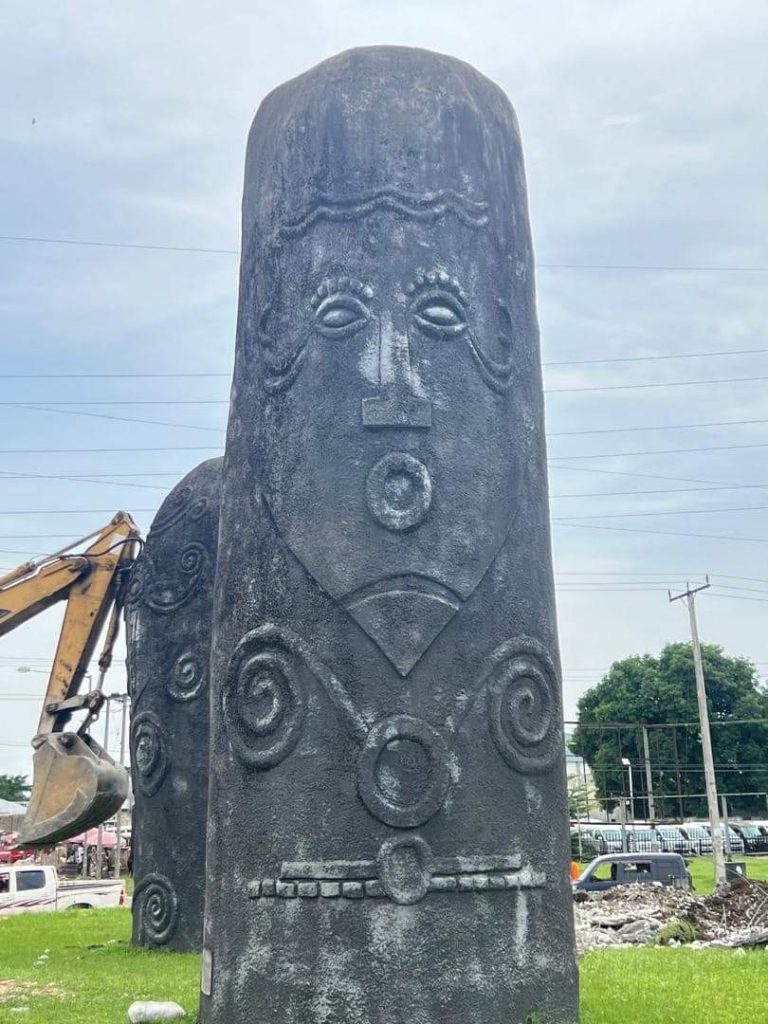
<box><xmin>653</xmin><ymin>825</ymin><xmax>690</xmax><ymax>854</ymax></box>
<box><xmin>590</xmin><ymin>827</ymin><xmax>624</xmax><ymax>854</ymax></box>
<box><xmin>680</xmin><ymin>824</ymin><xmax>713</xmax><ymax>854</ymax></box>
<box><xmin>573</xmin><ymin>853</ymin><xmax>691</xmax><ymax>893</ymax></box>
<box><xmin>0</xmin><ymin>835</ymin><xmax>34</xmax><ymax>865</ymax></box>
<box><xmin>627</xmin><ymin>828</ymin><xmax>661</xmax><ymax>854</ymax></box>
<box><xmin>730</xmin><ymin>823</ymin><xmax>768</xmax><ymax>854</ymax></box>
<box><xmin>709</xmin><ymin>824</ymin><xmax>746</xmax><ymax>854</ymax></box>
<box><xmin>570</xmin><ymin>829</ymin><xmax>600</xmax><ymax>862</ymax></box>
<box><xmin>0</xmin><ymin>864</ymin><xmax>125</xmax><ymax>916</ymax></box>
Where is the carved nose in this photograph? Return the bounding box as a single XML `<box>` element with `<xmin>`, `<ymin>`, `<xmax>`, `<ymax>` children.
<box><xmin>362</xmin><ymin>314</ymin><xmax>432</xmax><ymax>429</ymax></box>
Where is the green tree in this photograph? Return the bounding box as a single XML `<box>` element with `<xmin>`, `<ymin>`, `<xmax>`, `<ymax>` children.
<box><xmin>570</xmin><ymin>643</ymin><xmax>768</xmax><ymax>818</ymax></box>
<box><xmin>0</xmin><ymin>774</ymin><xmax>29</xmax><ymax>802</ymax></box>
<box><xmin>567</xmin><ymin>780</ymin><xmax>597</xmax><ymax>818</ymax></box>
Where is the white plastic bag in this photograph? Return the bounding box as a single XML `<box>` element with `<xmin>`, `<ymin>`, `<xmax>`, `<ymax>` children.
<box><xmin>127</xmin><ymin>1001</ymin><xmax>185</xmax><ymax>1022</ymax></box>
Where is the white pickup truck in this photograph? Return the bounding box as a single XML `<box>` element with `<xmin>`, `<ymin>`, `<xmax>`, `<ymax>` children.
<box><xmin>0</xmin><ymin>863</ymin><xmax>125</xmax><ymax>915</ymax></box>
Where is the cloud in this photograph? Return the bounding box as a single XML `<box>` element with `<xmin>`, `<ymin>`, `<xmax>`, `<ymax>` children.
<box><xmin>1</xmin><ymin>0</ymin><xmax>767</xmax><ymax>769</ymax></box>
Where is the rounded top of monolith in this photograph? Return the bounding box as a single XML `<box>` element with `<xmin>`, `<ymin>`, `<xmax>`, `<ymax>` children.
<box><xmin>241</xmin><ymin>46</ymin><xmax>527</xmax><ymax>258</ymax></box>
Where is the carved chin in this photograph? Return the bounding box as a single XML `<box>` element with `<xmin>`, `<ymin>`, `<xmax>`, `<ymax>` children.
<box><xmin>343</xmin><ymin>575</ymin><xmax>461</xmax><ymax>677</ymax></box>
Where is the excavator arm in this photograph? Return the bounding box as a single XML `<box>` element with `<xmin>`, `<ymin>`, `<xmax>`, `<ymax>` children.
<box><xmin>0</xmin><ymin>512</ymin><xmax>141</xmax><ymax>846</ymax></box>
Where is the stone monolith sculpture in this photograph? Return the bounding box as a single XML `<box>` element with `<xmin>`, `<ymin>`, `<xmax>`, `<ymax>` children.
<box><xmin>202</xmin><ymin>47</ymin><xmax>578</xmax><ymax>1024</ymax></box>
<box><xmin>126</xmin><ymin>458</ymin><xmax>221</xmax><ymax>952</ymax></box>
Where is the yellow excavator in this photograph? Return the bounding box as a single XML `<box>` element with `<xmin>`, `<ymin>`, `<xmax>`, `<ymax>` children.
<box><xmin>0</xmin><ymin>512</ymin><xmax>141</xmax><ymax>847</ymax></box>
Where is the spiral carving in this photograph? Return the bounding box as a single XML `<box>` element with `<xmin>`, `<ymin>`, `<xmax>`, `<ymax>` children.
<box><xmin>486</xmin><ymin>638</ymin><xmax>560</xmax><ymax>774</ymax></box>
<box><xmin>150</xmin><ymin>485</ymin><xmax>210</xmax><ymax>536</ymax></box>
<box><xmin>222</xmin><ymin>631</ymin><xmax>306</xmax><ymax>768</ymax></box>
<box><xmin>133</xmin><ymin>873</ymin><xmax>180</xmax><ymax>946</ymax></box>
<box><xmin>167</xmin><ymin>650</ymin><xmax>207</xmax><ymax>702</ymax></box>
<box><xmin>125</xmin><ymin>555</ymin><xmax>148</xmax><ymax>607</ymax></box>
<box><xmin>125</xmin><ymin>543</ymin><xmax>209</xmax><ymax>615</ymax></box>
<box><xmin>187</xmin><ymin>495</ymin><xmax>210</xmax><ymax>521</ymax></box>
<box><xmin>131</xmin><ymin>710</ymin><xmax>171</xmax><ymax>796</ymax></box>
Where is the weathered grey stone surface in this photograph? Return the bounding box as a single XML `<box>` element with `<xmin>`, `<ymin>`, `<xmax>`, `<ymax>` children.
<box><xmin>202</xmin><ymin>46</ymin><xmax>578</xmax><ymax>1024</ymax></box>
<box><xmin>126</xmin><ymin>458</ymin><xmax>221</xmax><ymax>952</ymax></box>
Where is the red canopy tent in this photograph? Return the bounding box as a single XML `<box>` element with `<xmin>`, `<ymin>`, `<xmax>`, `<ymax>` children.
<box><xmin>66</xmin><ymin>829</ymin><xmax>127</xmax><ymax>848</ymax></box>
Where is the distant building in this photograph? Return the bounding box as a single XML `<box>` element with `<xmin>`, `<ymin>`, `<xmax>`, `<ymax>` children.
<box><xmin>564</xmin><ymin>728</ymin><xmax>591</xmax><ymax>783</ymax></box>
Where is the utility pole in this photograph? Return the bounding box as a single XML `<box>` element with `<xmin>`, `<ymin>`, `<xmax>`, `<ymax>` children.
<box><xmin>114</xmin><ymin>694</ymin><xmax>128</xmax><ymax>879</ymax></box>
<box><xmin>642</xmin><ymin>726</ymin><xmax>656</xmax><ymax>819</ymax></box>
<box><xmin>621</xmin><ymin>757</ymin><xmax>635</xmax><ymax>822</ymax></box>
<box><xmin>669</xmin><ymin>578</ymin><xmax>726</xmax><ymax>886</ymax></box>
<box><xmin>93</xmin><ymin>696</ymin><xmax>111</xmax><ymax>879</ymax></box>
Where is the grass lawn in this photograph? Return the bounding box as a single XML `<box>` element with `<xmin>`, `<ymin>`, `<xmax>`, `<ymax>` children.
<box><xmin>2</xmin><ymin>907</ymin><xmax>768</xmax><ymax>1023</ymax></box>
<box><xmin>687</xmin><ymin>854</ymin><xmax>768</xmax><ymax>892</ymax></box>
<box><xmin>580</xmin><ymin>947</ymin><xmax>768</xmax><ymax>1024</ymax></box>
<box><xmin>0</xmin><ymin>909</ymin><xmax>199</xmax><ymax>1023</ymax></box>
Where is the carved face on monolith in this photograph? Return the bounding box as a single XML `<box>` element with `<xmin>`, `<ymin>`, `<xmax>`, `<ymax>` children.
<box><xmin>204</xmin><ymin>46</ymin><xmax>578</xmax><ymax>1024</ymax></box>
<box><xmin>238</xmin><ymin>54</ymin><xmax>537</xmax><ymax>677</ymax></box>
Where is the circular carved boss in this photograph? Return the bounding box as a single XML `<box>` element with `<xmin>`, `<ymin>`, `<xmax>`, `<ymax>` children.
<box><xmin>133</xmin><ymin>873</ymin><xmax>180</xmax><ymax>946</ymax></box>
<box><xmin>130</xmin><ymin>710</ymin><xmax>171</xmax><ymax>797</ymax></box>
<box><xmin>365</xmin><ymin>452</ymin><xmax>432</xmax><ymax>532</ymax></box>
<box><xmin>166</xmin><ymin>650</ymin><xmax>207</xmax><ymax>703</ymax></box>
<box><xmin>357</xmin><ymin>714</ymin><xmax>450</xmax><ymax>828</ymax></box>
<box><xmin>486</xmin><ymin>639</ymin><xmax>560</xmax><ymax>774</ymax></box>
<box><xmin>222</xmin><ymin>631</ymin><xmax>306</xmax><ymax>768</ymax></box>
<box><xmin>377</xmin><ymin>836</ymin><xmax>433</xmax><ymax>905</ymax></box>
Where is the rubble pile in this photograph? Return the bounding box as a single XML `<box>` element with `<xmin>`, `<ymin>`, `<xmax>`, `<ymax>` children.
<box><xmin>574</xmin><ymin>878</ymin><xmax>768</xmax><ymax>954</ymax></box>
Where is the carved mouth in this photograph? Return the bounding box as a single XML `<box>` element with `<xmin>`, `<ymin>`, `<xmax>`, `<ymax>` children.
<box><xmin>365</xmin><ymin>451</ymin><xmax>433</xmax><ymax>533</ymax></box>
<box><xmin>342</xmin><ymin>574</ymin><xmax>461</xmax><ymax>676</ymax></box>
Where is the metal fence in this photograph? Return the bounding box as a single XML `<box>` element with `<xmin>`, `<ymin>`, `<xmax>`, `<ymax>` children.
<box><xmin>566</xmin><ymin>717</ymin><xmax>768</xmax><ymax>859</ymax></box>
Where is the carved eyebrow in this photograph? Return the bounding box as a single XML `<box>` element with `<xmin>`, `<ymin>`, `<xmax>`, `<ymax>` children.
<box><xmin>281</xmin><ymin>186</ymin><xmax>489</xmax><ymax>237</ymax></box>
<box><xmin>310</xmin><ymin>278</ymin><xmax>374</xmax><ymax>309</ymax></box>
<box><xmin>405</xmin><ymin>270</ymin><xmax>467</xmax><ymax>305</ymax></box>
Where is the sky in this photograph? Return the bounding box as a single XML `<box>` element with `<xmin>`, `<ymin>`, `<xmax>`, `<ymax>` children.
<box><xmin>1</xmin><ymin>0</ymin><xmax>767</xmax><ymax>778</ymax></box>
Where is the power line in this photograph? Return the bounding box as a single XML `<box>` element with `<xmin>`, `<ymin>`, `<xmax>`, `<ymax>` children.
<box><xmin>713</xmin><ymin>582</ymin><xmax>768</xmax><ymax>595</ymax></box>
<box><xmin>545</xmin><ymin>349</ymin><xmax>768</xmax><ymax>366</ymax></box>
<box><xmin>555</xmin><ymin>571</ymin><xmax>768</xmax><ymax>586</ymax></box>
<box><xmin>1</xmin><ymin>441</ymin><xmax>765</xmax><ymax>462</ymax></box>
<box><xmin>0</xmin><ymin>446</ymin><xmax>218</xmax><ymax>454</ymax></box>
<box><xmin>0</xmin><ymin>466</ymin><xmax>761</xmax><ymax>502</ymax></box>
<box><xmin>540</xmin><ymin>262</ymin><xmax>768</xmax><ymax>274</ymax></box>
<box><xmin>7</xmin><ymin>403</ymin><xmax>225</xmax><ymax>432</ymax></box>
<box><xmin>548</xmin><ymin>417</ymin><xmax>768</xmax><ymax>436</ymax></box>
<box><xmin>4</xmin><ymin>234</ymin><xmax>768</xmax><ymax>273</ymax></box>
<box><xmin>3</xmin><ymin>350</ymin><xmax>766</xmax><ymax>381</ymax></box>
<box><xmin>0</xmin><ymin>235</ymin><xmax>240</xmax><ymax>255</ymax></box>
<box><xmin>547</xmin><ymin>374</ymin><xmax>768</xmax><ymax>394</ymax></box>
<box><xmin>551</xmin><ymin>440</ymin><xmax>768</xmax><ymax>460</ymax></box>
<box><xmin>0</xmin><ymin>371</ymin><xmax>230</xmax><ymax>379</ymax></box>
<box><xmin>551</xmin><ymin>463</ymin><xmax>765</xmax><ymax>488</ymax></box>
<box><xmin>0</xmin><ymin>400</ymin><xmax>227</xmax><ymax>407</ymax></box>
<box><xmin>557</xmin><ymin>503</ymin><xmax>768</xmax><ymax>519</ymax></box>
<box><xmin>553</xmin><ymin>485</ymin><xmax>768</xmax><ymax>498</ymax></box>
<box><xmin>5</xmin><ymin>476</ymin><xmax>766</xmax><ymax>499</ymax></box>
<box><xmin>4</xmin><ymin>380</ymin><xmax>768</xmax><ymax>405</ymax></box>
<box><xmin>553</xmin><ymin>521</ymin><xmax>768</xmax><ymax>544</ymax></box>
<box><xmin>0</xmin><ymin>508</ymin><xmax>157</xmax><ymax>516</ymax></box>
<box><xmin>556</xmin><ymin>587</ymin><xmax>666</xmax><ymax>593</ymax></box>
<box><xmin>0</xmin><ymin>470</ymin><xmax>170</xmax><ymax>492</ymax></box>
<box><xmin>0</xmin><ymin>470</ymin><xmax>197</xmax><ymax>492</ymax></box>
<box><xmin>0</xmin><ymin>472</ymin><xmax>187</xmax><ymax>481</ymax></box>
<box><xmin>6</xmin><ymin>403</ymin><xmax>767</xmax><ymax>439</ymax></box>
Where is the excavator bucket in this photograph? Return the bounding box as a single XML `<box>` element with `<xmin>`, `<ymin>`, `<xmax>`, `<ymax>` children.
<box><xmin>17</xmin><ymin>733</ymin><xmax>130</xmax><ymax>848</ymax></box>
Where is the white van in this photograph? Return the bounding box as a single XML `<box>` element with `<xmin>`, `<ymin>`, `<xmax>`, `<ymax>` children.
<box><xmin>0</xmin><ymin>864</ymin><xmax>125</xmax><ymax>916</ymax></box>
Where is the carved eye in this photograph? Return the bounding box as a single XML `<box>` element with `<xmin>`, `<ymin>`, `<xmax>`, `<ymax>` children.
<box><xmin>412</xmin><ymin>293</ymin><xmax>467</xmax><ymax>338</ymax></box>
<box><xmin>315</xmin><ymin>296</ymin><xmax>370</xmax><ymax>338</ymax></box>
